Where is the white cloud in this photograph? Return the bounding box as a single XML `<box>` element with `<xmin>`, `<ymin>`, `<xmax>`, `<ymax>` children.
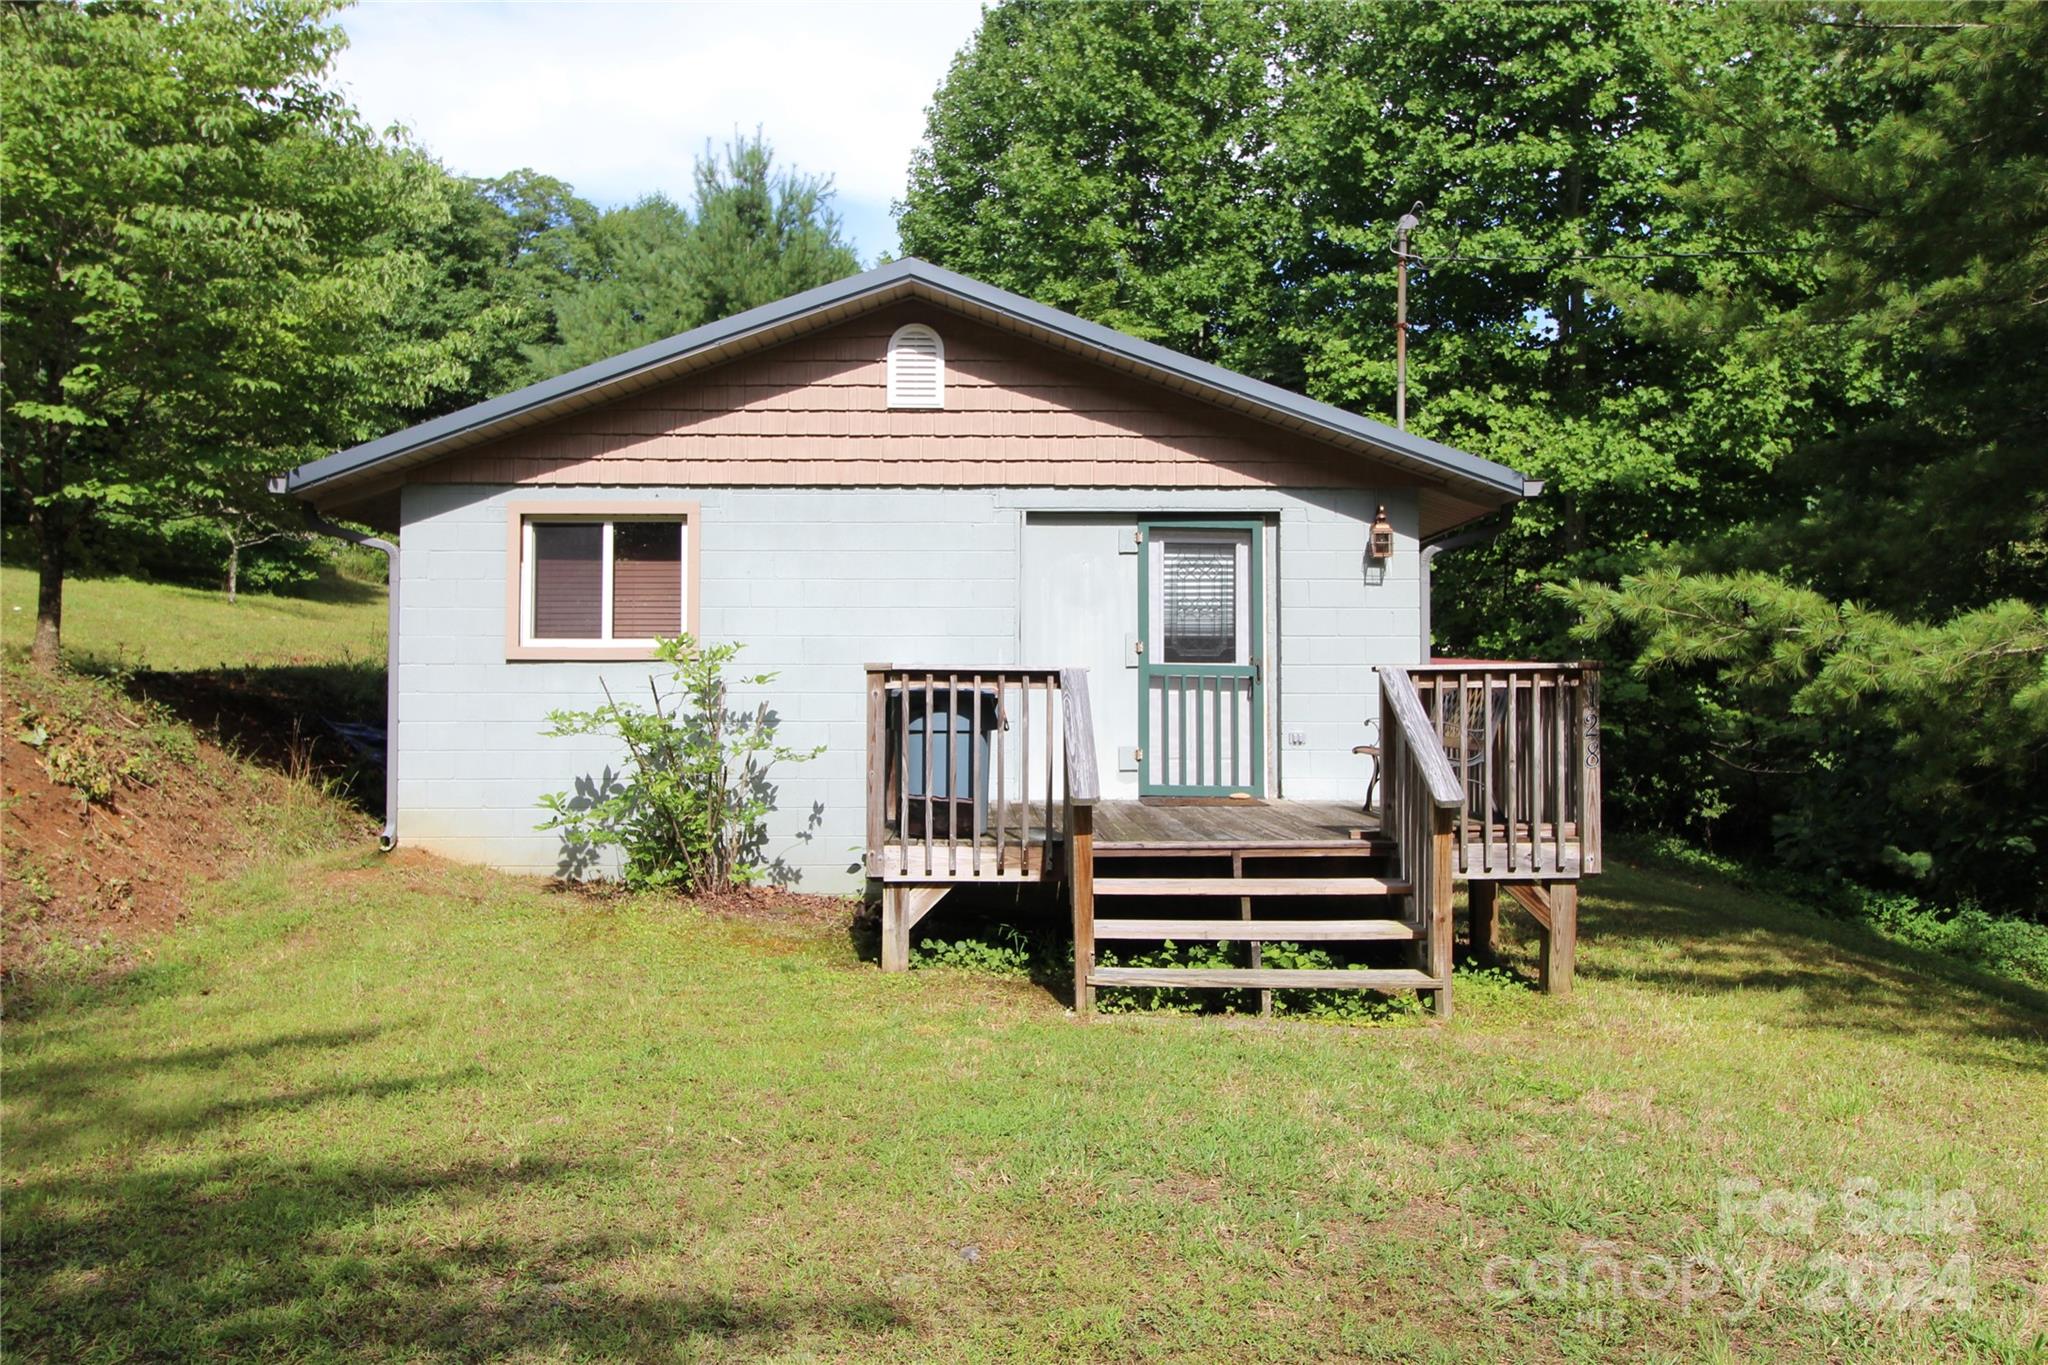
<box><xmin>330</xmin><ymin>0</ymin><xmax>985</xmax><ymax>260</ymax></box>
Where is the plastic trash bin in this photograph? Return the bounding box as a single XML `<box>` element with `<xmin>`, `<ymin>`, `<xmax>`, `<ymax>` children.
<box><xmin>890</xmin><ymin>684</ymin><xmax>1002</xmax><ymax>839</ymax></box>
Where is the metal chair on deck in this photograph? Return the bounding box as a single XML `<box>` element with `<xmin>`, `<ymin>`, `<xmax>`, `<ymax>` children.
<box><xmin>1353</xmin><ymin>719</ymin><xmax>1381</xmax><ymax>814</ymax></box>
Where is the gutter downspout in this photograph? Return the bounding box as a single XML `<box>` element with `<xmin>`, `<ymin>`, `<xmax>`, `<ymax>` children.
<box><xmin>281</xmin><ymin>483</ymin><xmax>399</xmax><ymax>852</ymax></box>
<box><xmin>1419</xmin><ymin>479</ymin><xmax>1545</xmax><ymax>659</ymax></box>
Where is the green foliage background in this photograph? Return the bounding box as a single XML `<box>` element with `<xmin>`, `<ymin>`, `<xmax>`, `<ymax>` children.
<box><xmin>1</xmin><ymin>0</ymin><xmax>858</xmax><ymax>598</ymax></box>
<box><xmin>901</xmin><ymin>0</ymin><xmax>2047</xmax><ymax>914</ymax></box>
<box><xmin>5</xmin><ymin>0</ymin><xmax>2040</xmax><ymax>913</ymax></box>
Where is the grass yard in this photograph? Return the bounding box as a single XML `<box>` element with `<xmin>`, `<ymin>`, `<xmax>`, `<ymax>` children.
<box><xmin>3</xmin><ymin>570</ymin><xmax>2043</xmax><ymax>1359</ymax></box>
<box><xmin>5</xmin><ymin>847</ymin><xmax>2044</xmax><ymax>1362</ymax></box>
<box><xmin>0</xmin><ymin>564</ymin><xmax>386</xmax><ymax>674</ymax></box>
<box><xmin>0</xmin><ymin>566</ymin><xmax>392</xmax><ymax>815</ymax></box>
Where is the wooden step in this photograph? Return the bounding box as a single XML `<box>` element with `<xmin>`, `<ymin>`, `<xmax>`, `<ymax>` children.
<box><xmin>1093</xmin><ymin>917</ymin><xmax>1417</xmax><ymax>942</ymax></box>
<box><xmin>1092</xmin><ymin>840</ymin><xmax>1394</xmax><ymax>859</ymax></box>
<box><xmin>1088</xmin><ymin>967</ymin><xmax>1440</xmax><ymax>991</ymax></box>
<box><xmin>1093</xmin><ymin>876</ymin><xmax>1412</xmax><ymax>898</ymax></box>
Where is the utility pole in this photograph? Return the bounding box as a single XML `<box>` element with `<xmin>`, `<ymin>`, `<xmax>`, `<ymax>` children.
<box><xmin>1395</xmin><ymin>204</ymin><xmax>1421</xmax><ymax>430</ymax></box>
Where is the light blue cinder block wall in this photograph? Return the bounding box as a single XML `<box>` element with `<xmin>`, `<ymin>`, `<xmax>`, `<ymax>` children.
<box><xmin>394</xmin><ymin>482</ymin><xmax>1423</xmax><ymax>890</ymax></box>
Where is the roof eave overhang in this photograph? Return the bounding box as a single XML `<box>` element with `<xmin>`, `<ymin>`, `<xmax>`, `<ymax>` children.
<box><xmin>280</xmin><ymin>259</ymin><xmax>1528</xmax><ymax>511</ymax></box>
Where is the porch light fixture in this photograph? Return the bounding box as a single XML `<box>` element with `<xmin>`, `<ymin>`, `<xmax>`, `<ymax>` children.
<box><xmin>1369</xmin><ymin>505</ymin><xmax>1395</xmax><ymax>561</ymax></box>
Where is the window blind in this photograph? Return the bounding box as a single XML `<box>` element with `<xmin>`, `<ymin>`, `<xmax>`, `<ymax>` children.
<box><xmin>531</xmin><ymin>523</ymin><xmax>603</xmax><ymax>639</ymax></box>
<box><xmin>611</xmin><ymin>522</ymin><xmax>683</xmax><ymax>639</ymax></box>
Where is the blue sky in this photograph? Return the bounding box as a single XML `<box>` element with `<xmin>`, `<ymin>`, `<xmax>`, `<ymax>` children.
<box><xmin>332</xmin><ymin>1</ymin><xmax>986</xmax><ymax>263</ymax></box>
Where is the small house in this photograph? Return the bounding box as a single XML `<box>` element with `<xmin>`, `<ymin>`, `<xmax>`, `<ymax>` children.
<box><xmin>277</xmin><ymin>258</ymin><xmax>1600</xmax><ymax>1013</ymax></box>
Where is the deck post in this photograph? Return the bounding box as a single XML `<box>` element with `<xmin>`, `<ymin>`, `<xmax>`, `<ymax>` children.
<box><xmin>879</xmin><ymin>885</ymin><xmax>950</xmax><ymax>974</ymax></box>
<box><xmin>1069</xmin><ymin>801</ymin><xmax>1095</xmax><ymax>1014</ymax></box>
<box><xmin>863</xmin><ymin>666</ymin><xmax>889</xmax><ymax>874</ymax></box>
<box><xmin>1499</xmin><ymin>880</ymin><xmax>1579</xmax><ymax>997</ymax></box>
<box><xmin>1059</xmin><ymin>668</ymin><xmax>1100</xmax><ymax>1016</ymax></box>
<box><xmin>1429</xmin><ymin>813</ymin><xmax>1454</xmax><ymax>1018</ymax></box>
<box><xmin>881</xmin><ymin>885</ymin><xmax>910</xmax><ymax>973</ymax></box>
<box><xmin>1540</xmin><ymin>881</ymin><xmax>1578</xmax><ymax>996</ymax></box>
<box><xmin>1468</xmin><ymin>881</ymin><xmax>1498</xmax><ymax>964</ymax></box>
<box><xmin>1580</xmin><ymin>667</ymin><xmax>1603</xmax><ymax>874</ymax></box>
<box><xmin>1236</xmin><ymin>850</ymin><xmax>1270</xmax><ymax>1018</ymax></box>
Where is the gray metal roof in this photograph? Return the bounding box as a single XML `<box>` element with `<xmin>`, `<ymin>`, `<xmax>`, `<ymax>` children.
<box><xmin>277</xmin><ymin>256</ymin><xmax>1532</xmax><ymax>503</ymax></box>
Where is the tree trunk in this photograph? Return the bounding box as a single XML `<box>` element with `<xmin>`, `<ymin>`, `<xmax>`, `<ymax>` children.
<box><xmin>30</xmin><ymin>502</ymin><xmax>64</xmax><ymax>673</ymax></box>
<box><xmin>226</xmin><ymin>541</ymin><xmax>240</xmax><ymax>604</ymax></box>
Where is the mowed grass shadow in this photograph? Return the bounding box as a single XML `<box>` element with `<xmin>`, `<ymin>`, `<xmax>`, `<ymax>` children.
<box><xmin>2</xmin><ymin>1021</ymin><xmax>478</xmax><ymax>1164</ymax></box>
<box><xmin>117</xmin><ymin>660</ymin><xmax>388</xmax><ymax>808</ymax></box>
<box><xmin>1552</xmin><ymin>860</ymin><xmax>2048</xmax><ymax>1060</ymax></box>
<box><xmin>5</xmin><ymin>1152</ymin><xmax>911</xmax><ymax>1361</ymax></box>
<box><xmin>0</xmin><ymin>565</ymin><xmax>392</xmax><ymax>815</ymax></box>
<box><xmin>4</xmin><ymin>1020</ymin><xmax>913</xmax><ymax>1360</ymax></box>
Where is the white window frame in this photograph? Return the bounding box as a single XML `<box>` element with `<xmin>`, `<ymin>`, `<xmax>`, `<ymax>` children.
<box><xmin>505</xmin><ymin>500</ymin><xmax>698</xmax><ymax>661</ymax></box>
<box><xmin>886</xmin><ymin>323</ymin><xmax>945</xmax><ymax>408</ymax></box>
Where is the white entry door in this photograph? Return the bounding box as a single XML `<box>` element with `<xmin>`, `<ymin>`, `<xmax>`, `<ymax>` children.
<box><xmin>1020</xmin><ymin>515</ymin><xmax>1140</xmax><ymax>798</ymax></box>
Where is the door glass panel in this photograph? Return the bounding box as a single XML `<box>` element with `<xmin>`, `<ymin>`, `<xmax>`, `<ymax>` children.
<box><xmin>1160</xmin><ymin>539</ymin><xmax>1238</xmax><ymax>664</ymax></box>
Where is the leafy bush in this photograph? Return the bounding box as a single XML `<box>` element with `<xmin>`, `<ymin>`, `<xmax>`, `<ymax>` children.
<box><xmin>1856</xmin><ymin>895</ymin><xmax>2048</xmax><ymax>988</ymax></box>
<box><xmin>904</xmin><ymin>918</ymin><xmax>1451</xmax><ymax>1022</ymax></box>
<box><xmin>912</xmin><ymin>925</ymin><xmax>1037</xmax><ymax>977</ymax></box>
<box><xmin>1090</xmin><ymin>940</ymin><xmax>1427</xmax><ymax>1022</ymax></box>
<box><xmin>537</xmin><ymin>637</ymin><xmax>820</xmax><ymax>892</ymax></box>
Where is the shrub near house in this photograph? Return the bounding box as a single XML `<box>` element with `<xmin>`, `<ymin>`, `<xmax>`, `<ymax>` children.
<box><xmin>538</xmin><ymin>636</ymin><xmax>819</xmax><ymax>890</ymax></box>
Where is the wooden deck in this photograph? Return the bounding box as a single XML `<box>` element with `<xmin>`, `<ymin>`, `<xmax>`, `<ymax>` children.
<box><xmin>864</xmin><ymin>663</ymin><xmax>1598</xmax><ymax>1008</ymax></box>
<box><xmin>870</xmin><ymin>798</ymin><xmax>1589</xmax><ymax>878</ymax></box>
<box><xmin>1091</xmin><ymin>800</ymin><xmax>1578</xmax><ymax>876</ymax></box>
<box><xmin>1092</xmin><ymin>799</ymin><xmax>1389</xmax><ymax>855</ymax></box>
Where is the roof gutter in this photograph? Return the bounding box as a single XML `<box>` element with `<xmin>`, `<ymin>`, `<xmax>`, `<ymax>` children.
<box><xmin>284</xmin><ymin>483</ymin><xmax>399</xmax><ymax>851</ymax></box>
<box><xmin>1418</xmin><ymin>480</ymin><xmax>1544</xmax><ymax>657</ymax></box>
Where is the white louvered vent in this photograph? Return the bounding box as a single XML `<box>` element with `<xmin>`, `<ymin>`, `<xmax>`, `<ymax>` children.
<box><xmin>886</xmin><ymin>324</ymin><xmax>945</xmax><ymax>408</ymax></box>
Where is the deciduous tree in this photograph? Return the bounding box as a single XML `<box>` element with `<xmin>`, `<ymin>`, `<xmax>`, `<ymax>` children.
<box><xmin>2</xmin><ymin>0</ymin><xmax>450</xmax><ymax>654</ymax></box>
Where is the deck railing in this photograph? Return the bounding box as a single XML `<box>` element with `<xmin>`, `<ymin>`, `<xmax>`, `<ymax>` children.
<box><xmin>1407</xmin><ymin>662</ymin><xmax>1602</xmax><ymax>878</ymax></box>
<box><xmin>1376</xmin><ymin>666</ymin><xmax>1463</xmax><ymax>1017</ymax></box>
<box><xmin>863</xmin><ymin>665</ymin><xmax>1087</xmax><ymax>884</ymax></box>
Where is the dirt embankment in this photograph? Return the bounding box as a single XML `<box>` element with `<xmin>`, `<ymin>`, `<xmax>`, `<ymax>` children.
<box><xmin>1</xmin><ymin>666</ymin><xmax>370</xmax><ymax>978</ymax></box>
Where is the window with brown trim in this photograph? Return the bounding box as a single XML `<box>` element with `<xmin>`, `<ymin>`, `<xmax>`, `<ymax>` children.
<box><xmin>513</xmin><ymin>508</ymin><xmax>694</xmax><ymax>655</ymax></box>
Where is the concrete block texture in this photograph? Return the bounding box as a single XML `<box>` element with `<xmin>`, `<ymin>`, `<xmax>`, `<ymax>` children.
<box><xmin>393</xmin><ymin>483</ymin><xmax>1424</xmax><ymax>889</ymax></box>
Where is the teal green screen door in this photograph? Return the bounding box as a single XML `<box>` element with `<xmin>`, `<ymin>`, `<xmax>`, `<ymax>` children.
<box><xmin>1137</xmin><ymin>520</ymin><xmax>1264</xmax><ymax>796</ymax></box>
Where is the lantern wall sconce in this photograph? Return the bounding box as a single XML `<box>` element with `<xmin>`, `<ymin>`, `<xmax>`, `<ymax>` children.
<box><xmin>1365</xmin><ymin>504</ymin><xmax>1395</xmax><ymax>586</ymax></box>
<box><xmin>1369</xmin><ymin>505</ymin><xmax>1395</xmax><ymax>561</ymax></box>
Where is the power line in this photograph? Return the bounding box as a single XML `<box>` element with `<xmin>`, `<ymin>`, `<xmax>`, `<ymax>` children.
<box><xmin>1402</xmin><ymin>243</ymin><xmax>1822</xmax><ymax>266</ymax></box>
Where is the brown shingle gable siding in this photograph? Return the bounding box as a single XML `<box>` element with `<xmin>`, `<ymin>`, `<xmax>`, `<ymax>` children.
<box><xmin>420</xmin><ymin>305</ymin><xmax>1417</xmax><ymax>493</ymax></box>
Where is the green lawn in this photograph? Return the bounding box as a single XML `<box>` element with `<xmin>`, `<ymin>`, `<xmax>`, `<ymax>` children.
<box><xmin>5</xmin><ymin>849</ymin><xmax>2043</xmax><ymax>1361</ymax></box>
<box><xmin>0</xmin><ymin>564</ymin><xmax>386</xmax><ymax>673</ymax></box>
<box><xmin>2</xmin><ymin>570</ymin><xmax>2042</xmax><ymax>1358</ymax></box>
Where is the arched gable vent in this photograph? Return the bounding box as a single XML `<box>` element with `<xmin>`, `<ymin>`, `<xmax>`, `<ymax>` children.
<box><xmin>886</xmin><ymin>324</ymin><xmax>945</xmax><ymax>408</ymax></box>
